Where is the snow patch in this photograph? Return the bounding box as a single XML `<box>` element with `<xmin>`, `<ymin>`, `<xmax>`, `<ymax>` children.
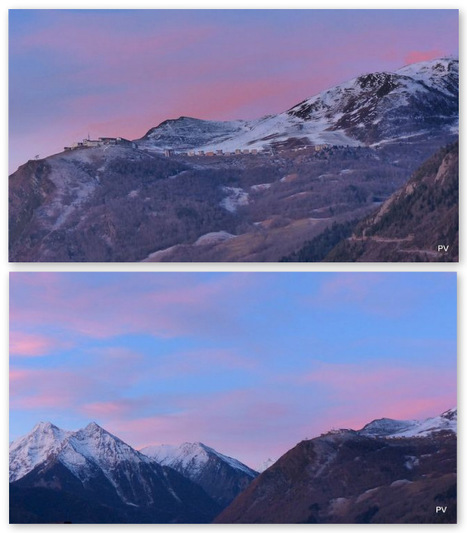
<box><xmin>250</xmin><ymin>183</ymin><xmax>272</xmax><ymax>192</ymax></box>
<box><xmin>390</xmin><ymin>479</ymin><xmax>413</xmax><ymax>487</ymax></box>
<box><xmin>220</xmin><ymin>187</ymin><xmax>249</xmax><ymax>212</ymax></box>
<box><xmin>194</xmin><ymin>231</ymin><xmax>235</xmax><ymax>246</ymax></box>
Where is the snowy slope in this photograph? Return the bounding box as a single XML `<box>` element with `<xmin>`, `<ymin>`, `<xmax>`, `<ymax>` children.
<box><xmin>359</xmin><ymin>408</ymin><xmax>457</xmax><ymax>438</ymax></box>
<box><xmin>141</xmin><ymin>442</ymin><xmax>257</xmax><ymax>506</ymax></box>
<box><xmin>397</xmin><ymin>58</ymin><xmax>458</xmax><ymax>97</ymax></box>
<box><xmin>9</xmin><ymin>422</ymin><xmax>72</xmax><ymax>482</ymax></box>
<box><xmin>138</xmin><ymin>58</ymin><xmax>458</xmax><ymax>154</ymax></box>
<box><xmin>56</xmin><ymin>422</ymin><xmax>160</xmax><ymax>502</ymax></box>
<box><xmin>10</xmin><ymin>422</ymin><xmax>222</xmax><ymax>522</ymax></box>
<box><xmin>256</xmin><ymin>457</ymin><xmax>277</xmax><ymax>473</ymax></box>
<box><xmin>141</xmin><ymin>442</ymin><xmax>256</xmax><ymax>477</ymax></box>
<box><xmin>11</xmin><ymin>421</ymin><xmax>164</xmax><ymax>501</ymax></box>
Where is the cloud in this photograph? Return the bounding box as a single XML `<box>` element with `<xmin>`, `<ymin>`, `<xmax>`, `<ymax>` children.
<box><xmin>10</xmin><ymin>367</ymin><xmax>94</xmax><ymax>410</ymax></box>
<box><xmin>10</xmin><ymin>273</ymin><xmax>253</xmax><ymax>340</ymax></box>
<box><xmin>405</xmin><ymin>49</ymin><xmax>444</xmax><ymax>65</ymax></box>
<box><xmin>9</xmin><ymin>272</ymin><xmax>457</xmax><ymax>468</ymax></box>
<box><xmin>299</xmin><ymin>360</ymin><xmax>456</xmax><ymax>429</ymax></box>
<box><xmin>10</xmin><ymin>331</ymin><xmax>63</xmax><ymax>357</ymax></box>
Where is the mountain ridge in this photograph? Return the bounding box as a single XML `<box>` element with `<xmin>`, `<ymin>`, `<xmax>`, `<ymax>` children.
<box><xmin>9</xmin><ymin>58</ymin><xmax>458</xmax><ymax>263</ymax></box>
<box><xmin>10</xmin><ymin>408</ymin><xmax>457</xmax><ymax>523</ymax></box>
<box><xmin>215</xmin><ymin>407</ymin><xmax>457</xmax><ymax>524</ymax></box>
<box><xmin>141</xmin><ymin>441</ymin><xmax>258</xmax><ymax>506</ymax></box>
<box><xmin>137</xmin><ymin>58</ymin><xmax>458</xmax><ymax>153</ymax></box>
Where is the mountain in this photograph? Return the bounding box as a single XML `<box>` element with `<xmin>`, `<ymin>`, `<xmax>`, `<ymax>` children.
<box><xmin>215</xmin><ymin>409</ymin><xmax>457</xmax><ymax>524</ymax></box>
<box><xmin>359</xmin><ymin>408</ymin><xmax>457</xmax><ymax>438</ymax></box>
<box><xmin>256</xmin><ymin>457</ymin><xmax>277</xmax><ymax>473</ymax></box>
<box><xmin>323</xmin><ymin>141</ymin><xmax>458</xmax><ymax>261</ymax></box>
<box><xmin>9</xmin><ymin>58</ymin><xmax>458</xmax><ymax>263</ymax></box>
<box><xmin>9</xmin><ymin>422</ymin><xmax>220</xmax><ymax>523</ymax></box>
<box><xmin>139</xmin><ymin>58</ymin><xmax>458</xmax><ymax>153</ymax></box>
<box><xmin>141</xmin><ymin>442</ymin><xmax>258</xmax><ymax>507</ymax></box>
<box><xmin>9</xmin><ymin>421</ymin><xmax>72</xmax><ymax>483</ymax></box>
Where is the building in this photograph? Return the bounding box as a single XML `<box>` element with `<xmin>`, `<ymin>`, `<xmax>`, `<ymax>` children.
<box><xmin>83</xmin><ymin>139</ymin><xmax>101</xmax><ymax>147</ymax></box>
<box><xmin>98</xmin><ymin>137</ymin><xmax>118</xmax><ymax>145</ymax></box>
<box><xmin>216</xmin><ymin>150</ymin><xmax>223</xmax><ymax>156</ymax></box>
<box><xmin>71</xmin><ymin>141</ymin><xmax>84</xmax><ymax>149</ymax></box>
<box><xmin>314</xmin><ymin>144</ymin><xmax>329</xmax><ymax>152</ymax></box>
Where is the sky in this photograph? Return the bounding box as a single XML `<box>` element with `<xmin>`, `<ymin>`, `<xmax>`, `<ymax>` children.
<box><xmin>8</xmin><ymin>9</ymin><xmax>458</xmax><ymax>173</ymax></box>
<box><xmin>10</xmin><ymin>272</ymin><xmax>457</xmax><ymax>469</ymax></box>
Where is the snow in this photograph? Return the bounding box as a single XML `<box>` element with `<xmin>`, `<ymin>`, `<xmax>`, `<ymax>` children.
<box><xmin>9</xmin><ymin>422</ymin><xmax>72</xmax><ymax>482</ymax></box>
<box><xmin>256</xmin><ymin>457</ymin><xmax>276</xmax><ymax>473</ymax></box>
<box><xmin>250</xmin><ymin>183</ymin><xmax>272</xmax><ymax>192</ymax></box>
<box><xmin>392</xmin><ymin>408</ymin><xmax>457</xmax><ymax>438</ymax></box>
<box><xmin>10</xmin><ymin>420</ymin><xmax>153</xmax><ymax>500</ymax></box>
<box><xmin>404</xmin><ymin>456</ymin><xmax>419</xmax><ymax>470</ymax></box>
<box><xmin>136</xmin><ymin>58</ymin><xmax>457</xmax><ymax>156</ymax></box>
<box><xmin>194</xmin><ymin>231</ymin><xmax>235</xmax><ymax>246</ymax></box>
<box><xmin>397</xmin><ymin>58</ymin><xmax>458</xmax><ymax>96</ymax></box>
<box><xmin>141</xmin><ymin>442</ymin><xmax>257</xmax><ymax>478</ymax></box>
<box><xmin>220</xmin><ymin>187</ymin><xmax>249</xmax><ymax>212</ymax></box>
<box><xmin>390</xmin><ymin>479</ymin><xmax>413</xmax><ymax>488</ymax></box>
<box><xmin>359</xmin><ymin>408</ymin><xmax>457</xmax><ymax>439</ymax></box>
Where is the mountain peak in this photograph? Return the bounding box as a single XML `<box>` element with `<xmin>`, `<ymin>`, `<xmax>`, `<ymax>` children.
<box><xmin>359</xmin><ymin>407</ymin><xmax>457</xmax><ymax>438</ymax></box>
<box><xmin>83</xmin><ymin>421</ymin><xmax>104</xmax><ymax>433</ymax></box>
<box><xmin>441</xmin><ymin>407</ymin><xmax>457</xmax><ymax>420</ymax></box>
<box><xmin>32</xmin><ymin>421</ymin><xmax>57</xmax><ymax>432</ymax></box>
<box><xmin>9</xmin><ymin>422</ymin><xmax>72</xmax><ymax>482</ymax></box>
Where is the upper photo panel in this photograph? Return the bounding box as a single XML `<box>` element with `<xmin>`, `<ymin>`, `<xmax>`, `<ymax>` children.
<box><xmin>9</xmin><ymin>10</ymin><xmax>458</xmax><ymax>262</ymax></box>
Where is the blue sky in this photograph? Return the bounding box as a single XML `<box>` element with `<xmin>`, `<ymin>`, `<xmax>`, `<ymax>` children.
<box><xmin>10</xmin><ymin>272</ymin><xmax>457</xmax><ymax>467</ymax></box>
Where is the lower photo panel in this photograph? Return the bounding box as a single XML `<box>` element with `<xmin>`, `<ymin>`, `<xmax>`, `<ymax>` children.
<box><xmin>9</xmin><ymin>272</ymin><xmax>457</xmax><ymax>524</ymax></box>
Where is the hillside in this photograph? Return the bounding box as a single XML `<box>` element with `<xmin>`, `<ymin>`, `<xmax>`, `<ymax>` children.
<box><xmin>324</xmin><ymin>142</ymin><xmax>458</xmax><ymax>262</ymax></box>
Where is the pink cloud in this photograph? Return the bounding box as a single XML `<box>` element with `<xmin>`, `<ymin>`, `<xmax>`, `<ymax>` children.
<box><xmin>10</xmin><ymin>273</ymin><xmax>257</xmax><ymax>340</ymax></box>
<box><xmin>10</xmin><ymin>331</ymin><xmax>66</xmax><ymax>357</ymax></box>
<box><xmin>10</xmin><ymin>367</ymin><xmax>96</xmax><ymax>410</ymax></box>
<box><xmin>299</xmin><ymin>360</ymin><xmax>456</xmax><ymax>429</ymax></box>
<box><xmin>405</xmin><ymin>49</ymin><xmax>444</xmax><ymax>65</ymax></box>
<box><xmin>80</xmin><ymin>398</ymin><xmax>149</xmax><ymax>418</ymax></box>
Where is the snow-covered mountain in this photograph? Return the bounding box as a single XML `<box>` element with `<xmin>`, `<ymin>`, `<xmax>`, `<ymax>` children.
<box><xmin>10</xmin><ymin>422</ymin><xmax>155</xmax><ymax>488</ymax></box>
<box><xmin>359</xmin><ymin>407</ymin><xmax>457</xmax><ymax>438</ymax></box>
<box><xmin>138</xmin><ymin>58</ymin><xmax>458</xmax><ymax>153</ymax></box>
<box><xmin>141</xmin><ymin>442</ymin><xmax>257</xmax><ymax>506</ymax></box>
<box><xmin>256</xmin><ymin>457</ymin><xmax>277</xmax><ymax>473</ymax></box>
<box><xmin>9</xmin><ymin>421</ymin><xmax>72</xmax><ymax>483</ymax></box>
<box><xmin>10</xmin><ymin>422</ymin><xmax>220</xmax><ymax>523</ymax></box>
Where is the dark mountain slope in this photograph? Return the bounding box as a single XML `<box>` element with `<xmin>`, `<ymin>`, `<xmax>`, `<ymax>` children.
<box><xmin>215</xmin><ymin>431</ymin><xmax>456</xmax><ymax>524</ymax></box>
<box><xmin>9</xmin><ymin>422</ymin><xmax>220</xmax><ymax>524</ymax></box>
<box><xmin>324</xmin><ymin>141</ymin><xmax>458</xmax><ymax>261</ymax></box>
<box><xmin>141</xmin><ymin>442</ymin><xmax>258</xmax><ymax>507</ymax></box>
